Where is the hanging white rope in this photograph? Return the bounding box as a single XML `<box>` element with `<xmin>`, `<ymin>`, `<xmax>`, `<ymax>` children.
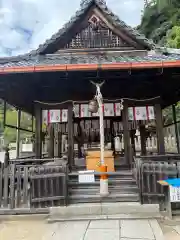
<box><xmin>34</xmin><ymin>96</ymin><xmax>160</xmax><ymax>106</ymax></box>
<box><xmin>95</xmin><ymin>84</ymin><xmax>105</xmax><ymax>166</ymax></box>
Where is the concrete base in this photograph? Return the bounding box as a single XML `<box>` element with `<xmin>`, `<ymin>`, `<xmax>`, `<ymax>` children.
<box><xmin>49</xmin><ymin>202</ymin><xmax>161</xmax><ymax>221</ymax></box>
<box><xmin>100</xmin><ymin>179</ymin><xmax>109</xmax><ymax>197</ymax></box>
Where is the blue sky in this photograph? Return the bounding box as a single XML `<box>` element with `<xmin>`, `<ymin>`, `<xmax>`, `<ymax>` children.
<box><xmin>0</xmin><ymin>0</ymin><xmax>144</xmax><ymax>57</ymax></box>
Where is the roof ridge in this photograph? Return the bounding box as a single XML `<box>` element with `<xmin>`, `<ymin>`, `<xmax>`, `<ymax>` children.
<box><xmin>81</xmin><ymin>0</ymin><xmax>106</xmax><ymax>7</ymax></box>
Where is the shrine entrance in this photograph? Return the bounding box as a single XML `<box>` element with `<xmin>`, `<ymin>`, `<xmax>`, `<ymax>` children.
<box><xmin>40</xmin><ymin>97</ymin><xmax>163</xmax><ymax>172</ymax></box>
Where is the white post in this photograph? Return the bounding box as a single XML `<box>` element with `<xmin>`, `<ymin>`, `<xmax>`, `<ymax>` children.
<box><xmin>96</xmin><ymin>85</ymin><xmax>109</xmax><ymax>196</ymax></box>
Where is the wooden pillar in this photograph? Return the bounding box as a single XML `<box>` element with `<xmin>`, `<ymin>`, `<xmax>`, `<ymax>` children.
<box><xmin>68</xmin><ymin>103</ymin><xmax>74</xmax><ymax>168</ymax></box>
<box><xmin>155</xmin><ymin>104</ymin><xmax>165</xmax><ymax>154</ymax></box>
<box><xmin>35</xmin><ymin>104</ymin><xmax>42</xmax><ymax>158</ymax></box>
<box><xmin>110</xmin><ymin>119</ymin><xmax>115</xmax><ymax>152</ymax></box>
<box><xmin>16</xmin><ymin>109</ymin><xmax>21</xmax><ymax>158</ymax></box>
<box><xmin>77</xmin><ymin>120</ymin><xmax>82</xmax><ymax>158</ymax></box>
<box><xmin>122</xmin><ymin>101</ymin><xmax>130</xmax><ymax>165</ymax></box>
<box><xmin>3</xmin><ymin>100</ymin><xmax>6</xmax><ymax>129</ymax></box>
<box><xmin>48</xmin><ymin>124</ymin><xmax>54</xmax><ymax>158</ymax></box>
<box><xmin>54</xmin><ymin>123</ymin><xmax>59</xmax><ymax>158</ymax></box>
<box><xmin>140</xmin><ymin>124</ymin><xmax>147</xmax><ymax>155</ymax></box>
<box><xmin>58</xmin><ymin>131</ymin><xmax>62</xmax><ymax>157</ymax></box>
<box><xmin>53</xmin><ymin>123</ymin><xmax>62</xmax><ymax>158</ymax></box>
<box><xmin>172</xmin><ymin>104</ymin><xmax>180</xmax><ymax>153</ymax></box>
<box><xmin>130</xmin><ymin>130</ymin><xmax>136</xmax><ymax>156</ymax></box>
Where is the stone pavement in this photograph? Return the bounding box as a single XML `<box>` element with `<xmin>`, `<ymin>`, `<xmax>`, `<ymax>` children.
<box><xmin>0</xmin><ymin>218</ymin><xmax>172</xmax><ymax>240</ymax></box>
<box><xmin>160</xmin><ymin>221</ymin><xmax>180</xmax><ymax>240</ymax></box>
<box><xmin>44</xmin><ymin>219</ymin><xmax>164</xmax><ymax>240</ymax></box>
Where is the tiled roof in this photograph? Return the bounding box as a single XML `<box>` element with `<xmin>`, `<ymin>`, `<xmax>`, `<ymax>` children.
<box><xmin>29</xmin><ymin>0</ymin><xmax>155</xmax><ymax>55</ymax></box>
<box><xmin>0</xmin><ymin>52</ymin><xmax>180</xmax><ymax>68</ymax></box>
<box><xmin>0</xmin><ymin>0</ymin><xmax>157</xmax><ymax>68</ymax></box>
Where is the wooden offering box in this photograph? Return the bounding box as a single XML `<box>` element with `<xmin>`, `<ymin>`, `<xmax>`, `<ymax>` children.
<box><xmin>86</xmin><ymin>149</ymin><xmax>115</xmax><ymax>172</ymax></box>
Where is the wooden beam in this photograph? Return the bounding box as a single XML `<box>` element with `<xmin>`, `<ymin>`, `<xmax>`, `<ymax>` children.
<box><xmin>155</xmin><ymin>104</ymin><xmax>165</xmax><ymax>154</ymax></box>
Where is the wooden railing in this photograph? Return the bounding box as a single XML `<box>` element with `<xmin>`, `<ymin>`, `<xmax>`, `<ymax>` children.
<box><xmin>133</xmin><ymin>155</ymin><xmax>180</xmax><ymax>205</ymax></box>
<box><xmin>0</xmin><ymin>159</ymin><xmax>68</xmax><ymax>214</ymax></box>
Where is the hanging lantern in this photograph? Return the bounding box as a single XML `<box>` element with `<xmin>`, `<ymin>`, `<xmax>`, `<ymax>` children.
<box><xmin>88</xmin><ymin>98</ymin><xmax>99</xmax><ymax>113</ymax></box>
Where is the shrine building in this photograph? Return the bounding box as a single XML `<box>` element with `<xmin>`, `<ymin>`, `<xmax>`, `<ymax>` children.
<box><xmin>1</xmin><ymin>0</ymin><xmax>180</xmax><ymax>172</ymax></box>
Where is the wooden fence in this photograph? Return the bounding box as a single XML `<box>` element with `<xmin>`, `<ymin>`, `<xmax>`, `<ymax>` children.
<box><xmin>133</xmin><ymin>155</ymin><xmax>180</xmax><ymax>205</ymax></box>
<box><xmin>0</xmin><ymin>160</ymin><xmax>68</xmax><ymax>213</ymax></box>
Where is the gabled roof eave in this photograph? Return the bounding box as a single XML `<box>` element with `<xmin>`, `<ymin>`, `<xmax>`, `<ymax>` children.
<box><xmin>31</xmin><ymin>0</ymin><xmax>156</xmax><ymax>55</ymax></box>
<box><xmin>0</xmin><ymin>0</ymin><xmax>156</xmax><ymax>63</ymax></box>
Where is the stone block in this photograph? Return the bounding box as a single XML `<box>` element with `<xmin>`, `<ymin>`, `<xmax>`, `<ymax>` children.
<box><xmin>89</xmin><ymin>220</ymin><xmax>119</xmax><ymax>229</ymax></box>
<box><xmin>84</xmin><ymin>229</ymin><xmax>119</xmax><ymax>240</ymax></box>
<box><xmin>52</xmin><ymin>221</ymin><xmax>89</xmax><ymax>240</ymax></box>
<box><xmin>121</xmin><ymin>220</ymin><xmax>155</xmax><ymax>239</ymax></box>
<box><xmin>50</xmin><ymin>203</ymin><xmax>101</xmax><ymax>217</ymax></box>
<box><xmin>101</xmin><ymin>202</ymin><xmax>159</xmax><ymax>215</ymax></box>
<box><xmin>149</xmin><ymin>220</ymin><xmax>164</xmax><ymax>240</ymax></box>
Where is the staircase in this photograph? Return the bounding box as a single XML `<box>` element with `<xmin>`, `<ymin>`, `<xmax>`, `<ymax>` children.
<box><xmin>68</xmin><ymin>168</ymin><xmax>139</xmax><ymax>204</ymax></box>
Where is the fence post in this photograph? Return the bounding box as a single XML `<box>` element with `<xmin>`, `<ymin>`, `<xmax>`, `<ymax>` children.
<box><xmin>23</xmin><ymin>167</ymin><xmax>29</xmax><ymax>205</ymax></box>
<box><xmin>9</xmin><ymin>164</ymin><xmax>16</xmax><ymax>209</ymax></box>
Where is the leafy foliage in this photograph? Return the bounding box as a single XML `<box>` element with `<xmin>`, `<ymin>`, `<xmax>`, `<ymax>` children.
<box><xmin>139</xmin><ymin>1</ymin><xmax>180</xmax><ymax>128</ymax></box>
<box><xmin>138</xmin><ymin>0</ymin><xmax>180</xmax><ymax>47</ymax></box>
<box><xmin>0</xmin><ymin>102</ymin><xmax>33</xmax><ymax>144</ymax></box>
<box><xmin>166</xmin><ymin>26</ymin><xmax>180</xmax><ymax>48</ymax></box>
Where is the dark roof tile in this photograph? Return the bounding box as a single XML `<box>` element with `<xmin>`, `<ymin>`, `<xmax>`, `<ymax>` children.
<box><xmin>0</xmin><ymin>53</ymin><xmax>180</xmax><ymax>69</ymax></box>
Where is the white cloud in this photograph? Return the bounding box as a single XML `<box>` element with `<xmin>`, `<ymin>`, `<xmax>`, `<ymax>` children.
<box><xmin>0</xmin><ymin>0</ymin><xmax>144</xmax><ymax>57</ymax></box>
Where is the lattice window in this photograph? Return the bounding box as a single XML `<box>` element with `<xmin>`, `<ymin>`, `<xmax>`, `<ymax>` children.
<box><xmin>64</xmin><ymin>18</ymin><xmax>130</xmax><ymax>49</ymax></box>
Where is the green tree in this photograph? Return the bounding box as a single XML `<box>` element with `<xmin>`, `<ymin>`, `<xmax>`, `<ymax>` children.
<box><xmin>138</xmin><ymin>0</ymin><xmax>180</xmax><ymax>46</ymax></box>
<box><xmin>166</xmin><ymin>26</ymin><xmax>180</xmax><ymax>48</ymax></box>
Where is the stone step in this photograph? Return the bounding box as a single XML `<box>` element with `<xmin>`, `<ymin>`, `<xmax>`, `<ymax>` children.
<box><xmin>69</xmin><ymin>172</ymin><xmax>133</xmax><ymax>180</ymax></box>
<box><xmin>68</xmin><ymin>178</ymin><xmax>137</xmax><ymax>186</ymax></box>
<box><xmin>49</xmin><ymin>202</ymin><xmax>161</xmax><ymax>219</ymax></box>
<box><xmin>69</xmin><ymin>170</ymin><xmax>133</xmax><ymax>176</ymax></box>
<box><xmin>68</xmin><ymin>193</ymin><xmax>139</xmax><ymax>204</ymax></box>
<box><xmin>69</xmin><ymin>183</ymin><xmax>138</xmax><ymax>189</ymax></box>
<box><xmin>48</xmin><ymin>213</ymin><xmax>163</xmax><ymax>223</ymax></box>
<box><xmin>69</xmin><ymin>185</ymin><xmax>138</xmax><ymax>194</ymax></box>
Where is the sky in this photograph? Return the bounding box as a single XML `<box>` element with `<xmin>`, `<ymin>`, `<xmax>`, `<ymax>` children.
<box><xmin>0</xmin><ymin>0</ymin><xmax>144</xmax><ymax>57</ymax></box>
